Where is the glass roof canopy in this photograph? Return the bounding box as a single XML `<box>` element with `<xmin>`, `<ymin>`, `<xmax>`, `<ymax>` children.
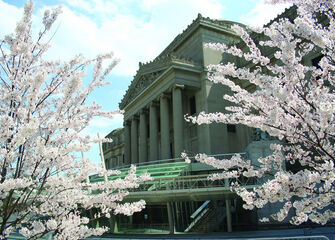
<box><xmin>89</xmin><ymin>161</ymin><xmax>189</xmax><ymax>183</ymax></box>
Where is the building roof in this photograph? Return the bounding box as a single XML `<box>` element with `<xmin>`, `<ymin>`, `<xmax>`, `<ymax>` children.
<box><xmin>119</xmin><ymin>14</ymin><xmax>244</xmax><ymax>110</ymax></box>
<box><xmin>156</xmin><ymin>13</ymin><xmax>245</xmax><ymax>58</ymax></box>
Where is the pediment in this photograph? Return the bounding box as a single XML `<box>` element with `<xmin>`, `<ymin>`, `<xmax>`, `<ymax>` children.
<box><xmin>119</xmin><ymin>54</ymin><xmax>198</xmax><ymax>109</ymax></box>
<box><xmin>121</xmin><ymin>70</ymin><xmax>164</xmax><ymax>109</ymax></box>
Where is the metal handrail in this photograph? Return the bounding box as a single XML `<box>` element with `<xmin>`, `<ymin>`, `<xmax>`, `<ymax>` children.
<box><xmin>131</xmin><ymin>174</ymin><xmax>263</xmax><ymax>192</ymax></box>
<box><xmin>190</xmin><ymin>200</ymin><xmax>211</xmax><ymax>219</ymax></box>
<box><xmin>111</xmin><ymin>152</ymin><xmax>247</xmax><ymax>170</ymax></box>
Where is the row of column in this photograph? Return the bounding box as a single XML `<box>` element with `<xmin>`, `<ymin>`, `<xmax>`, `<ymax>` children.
<box><xmin>124</xmin><ymin>85</ymin><xmax>184</xmax><ymax>164</ymax></box>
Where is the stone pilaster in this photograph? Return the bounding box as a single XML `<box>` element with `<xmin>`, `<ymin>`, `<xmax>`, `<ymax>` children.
<box><xmin>139</xmin><ymin>109</ymin><xmax>148</xmax><ymax>163</ymax></box>
<box><xmin>124</xmin><ymin>121</ymin><xmax>131</xmax><ymax>165</ymax></box>
<box><xmin>131</xmin><ymin>115</ymin><xmax>139</xmax><ymax>164</ymax></box>
<box><xmin>167</xmin><ymin>202</ymin><xmax>175</xmax><ymax>234</ymax></box>
<box><xmin>160</xmin><ymin>93</ymin><xmax>171</xmax><ymax>159</ymax></box>
<box><xmin>149</xmin><ymin>102</ymin><xmax>159</xmax><ymax>161</ymax></box>
<box><xmin>172</xmin><ymin>85</ymin><xmax>184</xmax><ymax>158</ymax></box>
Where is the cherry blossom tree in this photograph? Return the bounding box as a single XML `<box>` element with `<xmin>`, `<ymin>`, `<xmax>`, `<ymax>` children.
<box><xmin>0</xmin><ymin>1</ymin><xmax>150</xmax><ymax>239</ymax></box>
<box><xmin>185</xmin><ymin>0</ymin><xmax>335</xmax><ymax>225</ymax></box>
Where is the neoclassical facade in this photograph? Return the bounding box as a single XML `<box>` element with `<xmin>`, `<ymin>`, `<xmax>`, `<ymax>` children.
<box><xmin>104</xmin><ymin>14</ymin><xmax>253</xmax><ymax>168</ymax></box>
<box><xmin>100</xmin><ymin>8</ymin><xmax>334</xmax><ymax>234</ymax></box>
<box><xmin>101</xmin><ymin>14</ymin><xmax>257</xmax><ymax>233</ymax></box>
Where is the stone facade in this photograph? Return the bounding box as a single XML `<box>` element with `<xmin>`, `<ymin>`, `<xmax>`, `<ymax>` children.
<box><xmin>100</xmin><ymin>8</ymin><xmax>331</xmax><ymax>233</ymax></box>
<box><xmin>103</xmin><ymin>14</ymin><xmax>254</xmax><ymax>167</ymax></box>
<box><xmin>103</xmin><ymin>128</ymin><xmax>124</xmax><ymax>169</ymax></box>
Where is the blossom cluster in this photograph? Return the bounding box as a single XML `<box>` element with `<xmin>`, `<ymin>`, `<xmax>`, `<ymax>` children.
<box><xmin>186</xmin><ymin>0</ymin><xmax>335</xmax><ymax>225</ymax></box>
<box><xmin>0</xmin><ymin>1</ymin><xmax>151</xmax><ymax>239</ymax></box>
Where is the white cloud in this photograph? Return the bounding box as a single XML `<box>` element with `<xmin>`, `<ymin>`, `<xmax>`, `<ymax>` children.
<box><xmin>0</xmin><ymin>0</ymin><xmax>227</xmax><ymax>77</ymax></box>
<box><xmin>239</xmin><ymin>0</ymin><xmax>292</xmax><ymax>27</ymax></box>
<box><xmin>141</xmin><ymin>0</ymin><xmax>225</xmax><ymax>19</ymax></box>
<box><xmin>0</xmin><ymin>1</ymin><xmax>23</xmax><ymax>37</ymax></box>
<box><xmin>89</xmin><ymin>114</ymin><xmax>123</xmax><ymax>129</ymax></box>
<box><xmin>60</xmin><ymin>0</ymin><xmax>119</xmax><ymax>17</ymax></box>
<box><xmin>0</xmin><ymin>0</ymin><xmax>292</xmax><ymax>78</ymax></box>
<box><xmin>42</xmin><ymin>6</ymin><xmax>102</xmax><ymax>60</ymax></box>
<box><xmin>78</xmin><ymin>114</ymin><xmax>123</xmax><ymax>141</ymax></box>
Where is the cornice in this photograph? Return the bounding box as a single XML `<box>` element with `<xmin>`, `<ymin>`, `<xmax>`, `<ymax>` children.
<box><xmin>158</xmin><ymin>14</ymin><xmax>245</xmax><ymax>58</ymax></box>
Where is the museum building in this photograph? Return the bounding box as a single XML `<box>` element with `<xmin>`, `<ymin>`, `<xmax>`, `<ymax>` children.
<box><xmin>97</xmin><ymin>7</ymin><xmax>326</xmax><ymax>234</ymax></box>
<box><xmin>104</xmin><ymin>13</ymin><xmax>253</xmax><ymax>169</ymax></box>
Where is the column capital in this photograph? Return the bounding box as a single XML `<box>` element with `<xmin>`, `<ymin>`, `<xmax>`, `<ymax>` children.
<box><xmin>140</xmin><ymin>108</ymin><xmax>148</xmax><ymax>115</ymax></box>
<box><xmin>160</xmin><ymin>92</ymin><xmax>171</xmax><ymax>100</ymax></box>
<box><xmin>172</xmin><ymin>84</ymin><xmax>185</xmax><ymax>91</ymax></box>
<box><xmin>148</xmin><ymin>101</ymin><xmax>159</xmax><ymax>108</ymax></box>
<box><xmin>131</xmin><ymin>115</ymin><xmax>139</xmax><ymax>121</ymax></box>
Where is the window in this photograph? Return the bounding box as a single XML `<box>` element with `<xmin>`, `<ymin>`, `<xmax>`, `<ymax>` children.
<box><xmin>312</xmin><ymin>55</ymin><xmax>323</xmax><ymax>69</ymax></box>
<box><xmin>227</xmin><ymin>124</ymin><xmax>236</xmax><ymax>133</ymax></box>
<box><xmin>189</xmin><ymin>96</ymin><xmax>196</xmax><ymax>115</ymax></box>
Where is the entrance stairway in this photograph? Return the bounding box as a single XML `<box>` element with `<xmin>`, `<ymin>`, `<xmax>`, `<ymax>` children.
<box><xmin>185</xmin><ymin>200</ymin><xmax>231</xmax><ymax>233</ymax></box>
<box><xmin>89</xmin><ymin>160</ymin><xmax>189</xmax><ymax>183</ymax></box>
<box><xmin>88</xmin><ymin>156</ymin><xmax>261</xmax><ymax>203</ymax></box>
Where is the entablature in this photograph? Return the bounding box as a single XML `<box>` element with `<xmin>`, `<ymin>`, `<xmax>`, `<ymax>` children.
<box><xmin>122</xmin><ymin>64</ymin><xmax>202</xmax><ymax>121</ymax></box>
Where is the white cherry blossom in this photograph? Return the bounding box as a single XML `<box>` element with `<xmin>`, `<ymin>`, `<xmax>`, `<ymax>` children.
<box><xmin>0</xmin><ymin>1</ymin><xmax>151</xmax><ymax>239</ymax></box>
<box><xmin>185</xmin><ymin>0</ymin><xmax>335</xmax><ymax>225</ymax></box>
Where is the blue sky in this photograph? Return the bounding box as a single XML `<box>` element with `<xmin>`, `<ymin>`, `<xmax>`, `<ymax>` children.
<box><xmin>0</xmin><ymin>0</ymin><xmax>290</xmax><ymax>167</ymax></box>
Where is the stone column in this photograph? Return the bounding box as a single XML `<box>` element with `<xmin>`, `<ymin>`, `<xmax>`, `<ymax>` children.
<box><xmin>139</xmin><ymin>109</ymin><xmax>148</xmax><ymax>163</ymax></box>
<box><xmin>225</xmin><ymin>199</ymin><xmax>232</xmax><ymax>232</ymax></box>
<box><xmin>131</xmin><ymin>116</ymin><xmax>139</xmax><ymax>164</ymax></box>
<box><xmin>225</xmin><ymin>179</ymin><xmax>232</xmax><ymax>232</ymax></box>
<box><xmin>167</xmin><ymin>202</ymin><xmax>175</xmax><ymax>234</ymax></box>
<box><xmin>160</xmin><ymin>94</ymin><xmax>171</xmax><ymax>159</ymax></box>
<box><xmin>109</xmin><ymin>214</ymin><xmax>118</xmax><ymax>233</ymax></box>
<box><xmin>124</xmin><ymin>121</ymin><xmax>131</xmax><ymax>165</ymax></box>
<box><xmin>172</xmin><ymin>85</ymin><xmax>184</xmax><ymax>158</ymax></box>
<box><xmin>149</xmin><ymin>102</ymin><xmax>159</xmax><ymax>161</ymax></box>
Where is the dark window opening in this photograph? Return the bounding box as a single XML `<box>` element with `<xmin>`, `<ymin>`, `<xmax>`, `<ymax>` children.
<box><xmin>189</xmin><ymin>96</ymin><xmax>196</xmax><ymax>115</ymax></box>
<box><xmin>312</xmin><ymin>55</ymin><xmax>323</xmax><ymax>69</ymax></box>
<box><xmin>286</xmin><ymin>160</ymin><xmax>304</xmax><ymax>174</ymax></box>
<box><xmin>227</xmin><ymin>124</ymin><xmax>236</xmax><ymax>133</ymax></box>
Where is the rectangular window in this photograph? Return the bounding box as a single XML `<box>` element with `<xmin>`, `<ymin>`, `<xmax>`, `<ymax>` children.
<box><xmin>227</xmin><ymin>124</ymin><xmax>236</xmax><ymax>133</ymax></box>
<box><xmin>312</xmin><ymin>55</ymin><xmax>323</xmax><ymax>69</ymax></box>
<box><xmin>189</xmin><ymin>96</ymin><xmax>196</xmax><ymax>115</ymax></box>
